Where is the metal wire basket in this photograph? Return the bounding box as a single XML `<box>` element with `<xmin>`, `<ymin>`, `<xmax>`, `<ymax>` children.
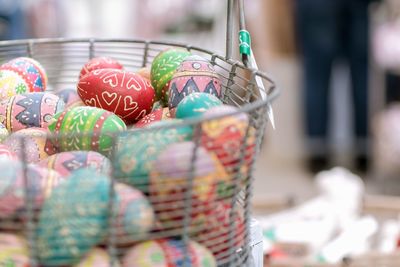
<box><xmin>0</xmin><ymin>1</ymin><xmax>278</xmax><ymax>266</ymax></box>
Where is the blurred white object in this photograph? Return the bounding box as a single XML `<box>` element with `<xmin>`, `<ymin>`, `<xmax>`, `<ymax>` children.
<box><xmin>373</xmin><ymin>22</ymin><xmax>400</xmax><ymax>70</ymax></box>
<box><xmin>377</xmin><ymin>219</ymin><xmax>400</xmax><ymax>253</ymax></box>
<box><xmin>250</xmin><ymin>219</ymin><xmax>264</xmax><ymax>267</ymax></box>
<box><xmin>257</xmin><ymin>167</ymin><xmax>365</xmax><ymax>256</ymax></box>
<box><xmin>317</xmin><ymin>216</ymin><xmax>378</xmax><ymax>264</ymax></box>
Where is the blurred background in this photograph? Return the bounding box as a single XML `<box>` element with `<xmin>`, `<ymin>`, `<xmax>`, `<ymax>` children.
<box><xmin>1</xmin><ymin>0</ymin><xmax>400</xmax><ymax>201</ymax></box>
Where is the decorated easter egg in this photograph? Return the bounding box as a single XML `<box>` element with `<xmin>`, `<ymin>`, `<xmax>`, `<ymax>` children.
<box><xmin>137</xmin><ymin>67</ymin><xmax>151</xmax><ymax>80</ymax></box>
<box><xmin>56</xmin><ymin>88</ymin><xmax>84</xmax><ymax>108</ymax></box>
<box><xmin>122</xmin><ymin>239</ymin><xmax>216</xmax><ymax>267</ymax></box>
<box><xmin>0</xmin><ymin>122</ymin><xmax>8</xmax><ymax>142</ymax></box>
<box><xmin>79</xmin><ymin>57</ymin><xmax>123</xmax><ymax>79</ymax></box>
<box><xmin>135</xmin><ymin>107</ymin><xmax>172</xmax><ymax>128</ymax></box>
<box><xmin>37</xmin><ymin>169</ymin><xmax>111</xmax><ymax>266</ymax></box>
<box><xmin>0</xmin><ymin>233</ymin><xmax>29</xmax><ymax>267</ymax></box>
<box><xmin>114</xmin><ymin>124</ymin><xmax>192</xmax><ymax>193</ymax></box>
<box><xmin>0</xmin><ymin>92</ymin><xmax>65</xmax><ymax>132</ymax></box>
<box><xmin>201</xmin><ymin>105</ymin><xmax>254</xmax><ymax>173</ymax></box>
<box><xmin>0</xmin><ymin>158</ymin><xmax>63</xmax><ymax>218</ymax></box>
<box><xmin>0</xmin><ymin>144</ymin><xmax>18</xmax><ymax>160</ymax></box>
<box><xmin>0</xmin><ymin>57</ymin><xmax>47</xmax><ymax>94</ymax></box>
<box><xmin>4</xmin><ymin>128</ymin><xmax>56</xmax><ymax>163</ymax></box>
<box><xmin>77</xmin><ymin>68</ymin><xmax>155</xmax><ymax>124</ymax></box>
<box><xmin>176</xmin><ymin>92</ymin><xmax>223</xmax><ymax>119</ymax></box>
<box><xmin>0</xmin><ymin>69</ymin><xmax>31</xmax><ymax>100</ymax></box>
<box><xmin>168</xmin><ymin>55</ymin><xmax>222</xmax><ymax>109</ymax></box>
<box><xmin>192</xmin><ymin>202</ymin><xmax>245</xmax><ymax>262</ymax></box>
<box><xmin>75</xmin><ymin>248</ymin><xmax>120</xmax><ymax>267</ymax></box>
<box><xmin>48</xmin><ymin>106</ymin><xmax>127</xmax><ymax>155</ymax></box>
<box><xmin>113</xmin><ymin>183</ymin><xmax>155</xmax><ymax>245</ymax></box>
<box><xmin>39</xmin><ymin>151</ymin><xmax>111</xmax><ymax>177</ymax></box>
<box><xmin>149</xmin><ymin>141</ymin><xmax>230</xmax><ymax>230</ymax></box>
<box><xmin>151</xmin><ymin>49</ymin><xmax>191</xmax><ymax>104</ymax></box>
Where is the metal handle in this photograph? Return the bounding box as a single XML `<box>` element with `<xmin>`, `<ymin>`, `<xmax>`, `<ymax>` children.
<box><xmin>226</xmin><ymin>0</ymin><xmax>251</xmax><ymax>66</ymax></box>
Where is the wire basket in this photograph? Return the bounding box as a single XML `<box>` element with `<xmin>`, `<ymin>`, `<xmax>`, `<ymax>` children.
<box><xmin>0</xmin><ymin>1</ymin><xmax>278</xmax><ymax>267</ymax></box>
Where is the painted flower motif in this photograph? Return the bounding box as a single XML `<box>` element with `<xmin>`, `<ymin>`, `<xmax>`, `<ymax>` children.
<box><xmin>15</xmin><ymin>83</ymin><xmax>26</xmax><ymax>94</ymax></box>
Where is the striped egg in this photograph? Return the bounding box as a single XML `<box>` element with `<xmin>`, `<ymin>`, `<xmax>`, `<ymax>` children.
<box><xmin>48</xmin><ymin>106</ymin><xmax>127</xmax><ymax>156</ymax></box>
<box><xmin>0</xmin><ymin>92</ymin><xmax>65</xmax><ymax>132</ymax></box>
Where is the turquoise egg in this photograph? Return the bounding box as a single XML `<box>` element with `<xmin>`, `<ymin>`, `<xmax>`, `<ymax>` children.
<box><xmin>114</xmin><ymin>123</ymin><xmax>192</xmax><ymax>193</ymax></box>
<box><xmin>176</xmin><ymin>92</ymin><xmax>223</xmax><ymax>119</ymax></box>
<box><xmin>36</xmin><ymin>169</ymin><xmax>111</xmax><ymax>266</ymax></box>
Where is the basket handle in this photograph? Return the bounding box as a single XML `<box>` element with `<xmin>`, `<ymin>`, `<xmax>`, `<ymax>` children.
<box><xmin>226</xmin><ymin>0</ymin><xmax>276</xmax><ymax>129</ymax></box>
<box><xmin>226</xmin><ymin>0</ymin><xmax>250</xmax><ymax>65</ymax></box>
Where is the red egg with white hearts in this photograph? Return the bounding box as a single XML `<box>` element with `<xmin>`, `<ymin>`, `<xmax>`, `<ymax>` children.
<box><xmin>77</xmin><ymin>68</ymin><xmax>155</xmax><ymax>124</ymax></box>
<box><xmin>39</xmin><ymin>151</ymin><xmax>111</xmax><ymax>177</ymax></box>
<box><xmin>79</xmin><ymin>56</ymin><xmax>123</xmax><ymax>79</ymax></box>
<box><xmin>0</xmin><ymin>92</ymin><xmax>65</xmax><ymax>133</ymax></box>
<box><xmin>3</xmin><ymin>128</ymin><xmax>56</xmax><ymax>164</ymax></box>
<box><xmin>200</xmin><ymin>105</ymin><xmax>255</xmax><ymax>174</ymax></box>
<box><xmin>134</xmin><ymin>107</ymin><xmax>172</xmax><ymax>128</ymax></box>
<box><xmin>168</xmin><ymin>55</ymin><xmax>222</xmax><ymax>109</ymax></box>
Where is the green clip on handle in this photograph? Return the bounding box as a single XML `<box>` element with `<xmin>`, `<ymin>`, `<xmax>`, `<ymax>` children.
<box><xmin>239</xmin><ymin>30</ymin><xmax>251</xmax><ymax>56</ymax></box>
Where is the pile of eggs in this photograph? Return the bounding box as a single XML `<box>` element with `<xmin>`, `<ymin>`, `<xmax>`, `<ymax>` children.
<box><xmin>0</xmin><ymin>50</ymin><xmax>254</xmax><ymax>266</ymax></box>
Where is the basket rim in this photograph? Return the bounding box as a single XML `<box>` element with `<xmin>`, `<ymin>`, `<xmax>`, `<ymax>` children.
<box><xmin>0</xmin><ymin>37</ymin><xmax>279</xmax><ymax>98</ymax></box>
<box><xmin>0</xmin><ymin>37</ymin><xmax>279</xmax><ymax>138</ymax></box>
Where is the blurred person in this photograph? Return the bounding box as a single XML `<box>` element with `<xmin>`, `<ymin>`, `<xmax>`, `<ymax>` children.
<box><xmin>294</xmin><ymin>0</ymin><xmax>378</xmax><ymax>173</ymax></box>
<box><xmin>0</xmin><ymin>0</ymin><xmax>26</xmax><ymax>40</ymax></box>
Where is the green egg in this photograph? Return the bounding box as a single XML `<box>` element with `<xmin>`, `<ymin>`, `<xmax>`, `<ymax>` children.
<box><xmin>48</xmin><ymin>106</ymin><xmax>127</xmax><ymax>156</ymax></box>
<box><xmin>150</xmin><ymin>49</ymin><xmax>191</xmax><ymax>104</ymax></box>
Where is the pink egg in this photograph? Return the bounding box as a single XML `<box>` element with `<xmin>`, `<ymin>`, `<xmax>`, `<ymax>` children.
<box><xmin>39</xmin><ymin>151</ymin><xmax>111</xmax><ymax>177</ymax></box>
<box><xmin>0</xmin><ymin>144</ymin><xmax>18</xmax><ymax>160</ymax></box>
<box><xmin>168</xmin><ymin>55</ymin><xmax>222</xmax><ymax>109</ymax></box>
<box><xmin>0</xmin><ymin>158</ymin><xmax>63</xmax><ymax>219</ymax></box>
<box><xmin>0</xmin><ymin>92</ymin><xmax>65</xmax><ymax>132</ymax></box>
<box><xmin>3</xmin><ymin>128</ymin><xmax>56</xmax><ymax>164</ymax></box>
